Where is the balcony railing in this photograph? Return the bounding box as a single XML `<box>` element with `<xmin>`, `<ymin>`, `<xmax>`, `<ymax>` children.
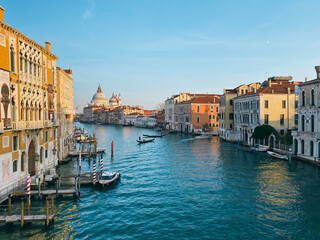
<box><xmin>26</xmin><ymin>121</ymin><xmax>43</xmax><ymax>129</ymax></box>
<box><xmin>12</xmin><ymin>121</ymin><xmax>26</xmax><ymax>130</ymax></box>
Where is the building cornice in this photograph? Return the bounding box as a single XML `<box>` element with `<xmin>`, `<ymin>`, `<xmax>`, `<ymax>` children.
<box><xmin>0</xmin><ymin>20</ymin><xmax>59</xmax><ymax>60</ymax></box>
<box><xmin>299</xmin><ymin>79</ymin><xmax>320</xmax><ymax>87</ymax></box>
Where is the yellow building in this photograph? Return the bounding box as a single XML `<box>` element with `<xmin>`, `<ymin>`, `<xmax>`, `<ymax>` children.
<box><xmin>0</xmin><ymin>6</ymin><xmax>59</xmax><ymax>194</ymax></box>
<box><xmin>233</xmin><ymin>77</ymin><xmax>299</xmax><ymax>145</ymax></box>
<box><xmin>219</xmin><ymin>82</ymin><xmax>261</xmax><ymax>140</ymax></box>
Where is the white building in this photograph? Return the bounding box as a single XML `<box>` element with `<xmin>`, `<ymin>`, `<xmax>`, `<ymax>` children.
<box><xmin>292</xmin><ymin>66</ymin><xmax>320</xmax><ymax>162</ymax></box>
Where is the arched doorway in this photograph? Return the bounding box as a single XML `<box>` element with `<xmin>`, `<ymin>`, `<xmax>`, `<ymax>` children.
<box><xmin>28</xmin><ymin>140</ymin><xmax>36</xmax><ymax>176</ymax></box>
<box><xmin>294</xmin><ymin>139</ymin><xmax>298</xmax><ymax>155</ymax></box>
<box><xmin>269</xmin><ymin>135</ymin><xmax>275</xmax><ymax>150</ymax></box>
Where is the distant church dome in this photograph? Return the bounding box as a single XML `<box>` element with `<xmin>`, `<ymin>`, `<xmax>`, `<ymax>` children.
<box><xmin>109</xmin><ymin>93</ymin><xmax>122</xmax><ymax>107</ymax></box>
<box><xmin>90</xmin><ymin>85</ymin><xmax>108</xmax><ymax>107</ymax></box>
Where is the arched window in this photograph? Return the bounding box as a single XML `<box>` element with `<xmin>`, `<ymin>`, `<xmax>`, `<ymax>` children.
<box><xmin>33</xmin><ymin>59</ymin><xmax>36</xmax><ymax>76</ymax></box>
<box><xmin>301</xmin><ymin>115</ymin><xmax>305</xmax><ymax>131</ymax></box>
<box><xmin>301</xmin><ymin>140</ymin><xmax>305</xmax><ymax>154</ymax></box>
<box><xmin>311</xmin><ymin>115</ymin><xmax>315</xmax><ymax>132</ymax></box>
<box><xmin>311</xmin><ymin>141</ymin><xmax>314</xmax><ymax>157</ymax></box>
<box><xmin>24</xmin><ymin>54</ymin><xmax>27</xmax><ymax>73</ymax></box>
<box><xmin>19</xmin><ymin>53</ymin><xmax>23</xmax><ymax>72</ymax></box>
<box><xmin>311</xmin><ymin>89</ymin><xmax>315</xmax><ymax>106</ymax></box>
<box><xmin>10</xmin><ymin>46</ymin><xmax>15</xmax><ymax>72</ymax></box>
<box><xmin>20</xmin><ymin>101</ymin><xmax>24</xmax><ymax>121</ymax></box>
<box><xmin>29</xmin><ymin>57</ymin><xmax>32</xmax><ymax>75</ymax></box>
<box><xmin>302</xmin><ymin>91</ymin><xmax>305</xmax><ymax>106</ymax></box>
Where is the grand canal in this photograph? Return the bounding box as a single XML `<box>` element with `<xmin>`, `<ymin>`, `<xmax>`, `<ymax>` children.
<box><xmin>2</xmin><ymin>123</ymin><xmax>320</xmax><ymax>239</ymax></box>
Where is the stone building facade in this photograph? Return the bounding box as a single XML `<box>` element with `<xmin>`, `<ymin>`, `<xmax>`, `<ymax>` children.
<box><xmin>292</xmin><ymin>66</ymin><xmax>320</xmax><ymax>162</ymax></box>
<box><xmin>0</xmin><ymin>6</ymin><xmax>60</xmax><ymax>193</ymax></box>
<box><xmin>56</xmin><ymin>67</ymin><xmax>75</xmax><ymax>159</ymax></box>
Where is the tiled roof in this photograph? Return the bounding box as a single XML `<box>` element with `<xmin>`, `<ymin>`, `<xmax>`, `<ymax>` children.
<box><xmin>235</xmin><ymin>83</ymin><xmax>297</xmax><ymax>99</ymax></box>
<box><xmin>178</xmin><ymin>96</ymin><xmax>220</xmax><ymax>104</ymax></box>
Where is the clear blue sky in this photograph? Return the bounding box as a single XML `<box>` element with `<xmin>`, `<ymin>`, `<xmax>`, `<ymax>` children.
<box><xmin>2</xmin><ymin>0</ymin><xmax>320</xmax><ymax>110</ymax></box>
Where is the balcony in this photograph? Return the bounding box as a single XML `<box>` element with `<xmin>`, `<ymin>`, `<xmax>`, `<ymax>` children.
<box><xmin>26</xmin><ymin>121</ymin><xmax>43</xmax><ymax>129</ymax></box>
<box><xmin>12</xmin><ymin>121</ymin><xmax>26</xmax><ymax>131</ymax></box>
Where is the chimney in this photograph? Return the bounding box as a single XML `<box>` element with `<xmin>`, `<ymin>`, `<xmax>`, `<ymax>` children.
<box><xmin>315</xmin><ymin>66</ymin><xmax>320</xmax><ymax>79</ymax></box>
<box><xmin>45</xmin><ymin>41</ymin><xmax>51</xmax><ymax>52</ymax></box>
<box><xmin>288</xmin><ymin>87</ymin><xmax>290</xmax><ymax>94</ymax></box>
<box><xmin>305</xmin><ymin>77</ymin><xmax>308</xmax><ymax>82</ymax></box>
<box><xmin>0</xmin><ymin>6</ymin><xmax>4</xmax><ymax>22</ymax></box>
<box><xmin>272</xmin><ymin>89</ymin><xmax>274</xmax><ymax>94</ymax></box>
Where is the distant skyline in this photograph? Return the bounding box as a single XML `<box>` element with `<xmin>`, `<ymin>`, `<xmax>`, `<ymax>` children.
<box><xmin>2</xmin><ymin>0</ymin><xmax>320</xmax><ymax>110</ymax></box>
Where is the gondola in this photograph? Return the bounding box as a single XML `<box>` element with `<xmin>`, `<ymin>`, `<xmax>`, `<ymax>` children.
<box><xmin>143</xmin><ymin>134</ymin><xmax>164</xmax><ymax>138</ymax></box>
<box><xmin>137</xmin><ymin>138</ymin><xmax>155</xmax><ymax>144</ymax></box>
<box><xmin>267</xmin><ymin>151</ymin><xmax>288</xmax><ymax>160</ymax></box>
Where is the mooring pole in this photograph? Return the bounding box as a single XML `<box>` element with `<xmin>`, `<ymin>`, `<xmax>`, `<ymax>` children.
<box><xmin>38</xmin><ymin>177</ymin><xmax>41</xmax><ymax>199</ymax></box>
<box><xmin>27</xmin><ymin>197</ymin><xmax>30</xmax><ymax>215</ymax></box>
<box><xmin>74</xmin><ymin>176</ymin><xmax>78</xmax><ymax>197</ymax></box>
<box><xmin>21</xmin><ymin>200</ymin><xmax>24</xmax><ymax>228</ymax></box>
<box><xmin>111</xmin><ymin>141</ymin><xmax>114</xmax><ymax>157</ymax></box>
<box><xmin>46</xmin><ymin>199</ymin><xmax>49</xmax><ymax>227</ymax></box>
<box><xmin>78</xmin><ymin>174</ymin><xmax>81</xmax><ymax>196</ymax></box>
<box><xmin>51</xmin><ymin>195</ymin><xmax>54</xmax><ymax>215</ymax></box>
<box><xmin>8</xmin><ymin>196</ymin><xmax>11</xmax><ymax>216</ymax></box>
<box><xmin>289</xmin><ymin>148</ymin><xmax>292</xmax><ymax>165</ymax></box>
<box><xmin>56</xmin><ymin>179</ymin><xmax>58</xmax><ymax>198</ymax></box>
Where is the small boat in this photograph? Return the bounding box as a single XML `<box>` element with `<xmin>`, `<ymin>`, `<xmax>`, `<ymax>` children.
<box><xmin>137</xmin><ymin>138</ymin><xmax>155</xmax><ymax>144</ymax></box>
<box><xmin>99</xmin><ymin>171</ymin><xmax>120</xmax><ymax>187</ymax></box>
<box><xmin>251</xmin><ymin>145</ymin><xmax>268</xmax><ymax>152</ymax></box>
<box><xmin>267</xmin><ymin>151</ymin><xmax>288</xmax><ymax>160</ymax></box>
<box><xmin>143</xmin><ymin>134</ymin><xmax>164</xmax><ymax>138</ymax></box>
<box><xmin>195</xmin><ymin>134</ymin><xmax>212</xmax><ymax>139</ymax></box>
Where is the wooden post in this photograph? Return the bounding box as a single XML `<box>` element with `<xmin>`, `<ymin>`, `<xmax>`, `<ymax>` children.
<box><xmin>59</xmin><ymin>174</ymin><xmax>61</xmax><ymax>189</ymax></box>
<box><xmin>75</xmin><ymin>176</ymin><xmax>78</xmax><ymax>197</ymax></box>
<box><xmin>38</xmin><ymin>177</ymin><xmax>41</xmax><ymax>198</ymax></box>
<box><xmin>56</xmin><ymin>179</ymin><xmax>59</xmax><ymax>198</ymax></box>
<box><xmin>8</xmin><ymin>196</ymin><xmax>11</xmax><ymax>216</ymax></box>
<box><xmin>89</xmin><ymin>147</ymin><xmax>91</xmax><ymax>161</ymax></box>
<box><xmin>51</xmin><ymin>195</ymin><xmax>54</xmax><ymax>215</ymax></box>
<box><xmin>21</xmin><ymin>200</ymin><xmax>24</xmax><ymax>228</ymax></box>
<box><xmin>46</xmin><ymin>199</ymin><xmax>49</xmax><ymax>227</ymax></box>
<box><xmin>111</xmin><ymin>141</ymin><xmax>114</xmax><ymax>157</ymax></box>
<box><xmin>27</xmin><ymin>197</ymin><xmax>30</xmax><ymax>215</ymax></box>
<box><xmin>78</xmin><ymin>174</ymin><xmax>81</xmax><ymax>196</ymax></box>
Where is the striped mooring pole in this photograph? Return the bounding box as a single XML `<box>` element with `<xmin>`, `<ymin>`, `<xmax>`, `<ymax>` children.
<box><xmin>93</xmin><ymin>164</ymin><xmax>96</xmax><ymax>185</ymax></box>
<box><xmin>100</xmin><ymin>156</ymin><xmax>103</xmax><ymax>173</ymax></box>
<box><xmin>27</xmin><ymin>174</ymin><xmax>31</xmax><ymax>198</ymax></box>
<box><xmin>79</xmin><ymin>150</ymin><xmax>82</xmax><ymax>169</ymax></box>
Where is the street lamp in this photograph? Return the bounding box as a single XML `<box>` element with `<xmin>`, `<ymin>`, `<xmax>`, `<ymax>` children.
<box><xmin>288</xmin><ymin>148</ymin><xmax>292</xmax><ymax>164</ymax></box>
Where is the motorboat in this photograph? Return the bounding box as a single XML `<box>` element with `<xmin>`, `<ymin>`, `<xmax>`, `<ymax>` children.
<box><xmin>195</xmin><ymin>134</ymin><xmax>212</xmax><ymax>139</ymax></box>
<box><xmin>143</xmin><ymin>134</ymin><xmax>164</xmax><ymax>138</ymax></box>
<box><xmin>99</xmin><ymin>171</ymin><xmax>120</xmax><ymax>187</ymax></box>
<box><xmin>251</xmin><ymin>145</ymin><xmax>268</xmax><ymax>152</ymax></box>
<box><xmin>267</xmin><ymin>151</ymin><xmax>288</xmax><ymax>161</ymax></box>
<box><xmin>137</xmin><ymin>138</ymin><xmax>155</xmax><ymax>144</ymax></box>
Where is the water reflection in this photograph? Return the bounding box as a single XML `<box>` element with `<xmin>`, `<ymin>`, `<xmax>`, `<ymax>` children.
<box><xmin>2</xmin><ymin>124</ymin><xmax>320</xmax><ymax>239</ymax></box>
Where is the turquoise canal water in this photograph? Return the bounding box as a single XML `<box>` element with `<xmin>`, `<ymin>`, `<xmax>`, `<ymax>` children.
<box><xmin>2</xmin><ymin>123</ymin><xmax>320</xmax><ymax>239</ymax></box>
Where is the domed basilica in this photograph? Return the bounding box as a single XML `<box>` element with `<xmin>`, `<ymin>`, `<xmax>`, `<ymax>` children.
<box><xmin>89</xmin><ymin>85</ymin><xmax>121</xmax><ymax>108</ymax></box>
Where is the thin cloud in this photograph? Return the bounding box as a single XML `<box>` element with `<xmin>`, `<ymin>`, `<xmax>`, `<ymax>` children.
<box><xmin>82</xmin><ymin>0</ymin><xmax>95</xmax><ymax>21</ymax></box>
